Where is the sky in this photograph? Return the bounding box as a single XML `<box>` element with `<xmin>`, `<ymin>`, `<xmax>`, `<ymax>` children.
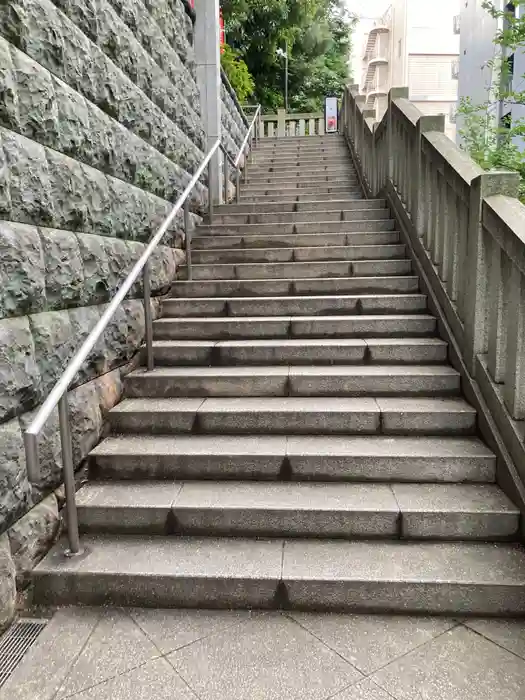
<box><xmin>345</xmin><ymin>0</ymin><xmax>390</xmax><ymax>19</ymax></box>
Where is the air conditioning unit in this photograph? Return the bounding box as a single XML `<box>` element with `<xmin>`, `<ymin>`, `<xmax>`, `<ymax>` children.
<box><xmin>453</xmin><ymin>14</ymin><xmax>460</xmax><ymax>34</ymax></box>
<box><xmin>449</xmin><ymin>104</ymin><xmax>458</xmax><ymax>124</ymax></box>
<box><xmin>451</xmin><ymin>59</ymin><xmax>459</xmax><ymax>79</ymax></box>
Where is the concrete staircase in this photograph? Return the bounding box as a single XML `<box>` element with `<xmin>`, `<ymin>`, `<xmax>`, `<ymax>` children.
<box><xmin>33</xmin><ymin>135</ymin><xmax>525</xmax><ymax>615</ymax></box>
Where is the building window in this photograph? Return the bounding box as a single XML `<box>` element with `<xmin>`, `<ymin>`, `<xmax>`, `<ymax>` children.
<box><xmin>453</xmin><ymin>14</ymin><xmax>460</xmax><ymax>34</ymax></box>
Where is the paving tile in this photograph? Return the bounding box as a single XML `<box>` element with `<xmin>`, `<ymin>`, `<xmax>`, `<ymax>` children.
<box><xmin>56</xmin><ymin>609</ymin><xmax>160</xmax><ymax>698</ymax></box>
<box><xmin>168</xmin><ymin>613</ymin><xmax>363</xmax><ymax>700</ymax></box>
<box><xmin>465</xmin><ymin>618</ymin><xmax>525</xmax><ymax>660</ymax></box>
<box><xmin>331</xmin><ymin>678</ymin><xmax>394</xmax><ymax>699</ymax></box>
<box><xmin>370</xmin><ymin>625</ymin><xmax>525</xmax><ymax>700</ymax></box>
<box><xmin>129</xmin><ymin>608</ymin><xmax>255</xmax><ymax>655</ymax></box>
<box><xmin>0</xmin><ymin>608</ymin><xmax>100</xmax><ymax>700</ymax></box>
<box><xmin>67</xmin><ymin>657</ymin><xmax>197</xmax><ymax>700</ymax></box>
<box><xmin>289</xmin><ymin>613</ymin><xmax>456</xmax><ymax>674</ymax></box>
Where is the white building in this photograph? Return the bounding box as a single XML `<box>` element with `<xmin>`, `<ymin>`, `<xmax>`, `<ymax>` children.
<box><xmin>457</xmin><ymin>0</ymin><xmax>525</xmax><ymax>147</ymax></box>
<box><xmin>358</xmin><ymin>0</ymin><xmax>460</xmax><ymax>139</ymax></box>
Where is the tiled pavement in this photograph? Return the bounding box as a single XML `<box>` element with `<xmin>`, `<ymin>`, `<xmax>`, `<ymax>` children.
<box><xmin>3</xmin><ymin>608</ymin><xmax>525</xmax><ymax>700</ymax></box>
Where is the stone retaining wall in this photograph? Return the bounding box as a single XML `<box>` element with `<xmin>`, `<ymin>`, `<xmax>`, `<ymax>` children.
<box><xmin>0</xmin><ymin>0</ymin><xmax>212</xmax><ymax>629</ymax></box>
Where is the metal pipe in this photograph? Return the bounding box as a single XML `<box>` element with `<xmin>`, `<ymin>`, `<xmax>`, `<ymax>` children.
<box><xmin>143</xmin><ymin>261</ymin><xmax>154</xmax><ymax>372</ymax></box>
<box><xmin>58</xmin><ymin>395</ymin><xmax>82</xmax><ymax>557</ymax></box>
<box><xmin>236</xmin><ymin>169</ymin><xmax>241</xmax><ymax>203</ymax></box>
<box><xmin>24</xmin><ymin>431</ymin><xmax>39</xmax><ymax>483</ymax></box>
<box><xmin>234</xmin><ymin>104</ymin><xmax>261</xmax><ymax>167</ymax></box>
<box><xmin>208</xmin><ymin>160</ymin><xmax>214</xmax><ymax>225</ymax></box>
<box><xmin>224</xmin><ymin>153</ymin><xmax>229</xmax><ymax>203</ymax></box>
<box><xmin>184</xmin><ymin>198</ymin><xmax>192</xmax><ymax>281</ymax></box>
<box><xmin>243</xmin><ymin>153</ymin><xmax>248</xmax><ymax>183</ymax></box>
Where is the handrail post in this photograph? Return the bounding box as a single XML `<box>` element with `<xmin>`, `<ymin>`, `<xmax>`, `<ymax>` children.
<box><xmin>184</xmin><ymin>198</ymin><xmax>192</xmax><ymax>281</ymax></box>
<box><xmin>208</xmin><ymin>160</ymin><xmax>214</xmax><ymax>225</ymax></box>
<box><xmin>143</xmin><ymin>261</ymin><xmax>154</xmax><ymax>371</ymax></box>
<box><xmin>236</xmin><ymin>168</ymin><xmax>241</xmax><ymax>203</ymax></box>
<box><xmin>224</xmin><ymin>152</ymin><xmax>229</xmax><ymax>203</ymax></box>
<box><xmin>24</xmin><ymin>431</ymin><xmax>39</xmax><ymax>483</ymax></box>
<box><xmin>58</xmin><ymin>395</ymin><xmax>82</xmax><ymax>557</ymax></box>
<box><xmin>243</xmin><ymin>149</ymin><xmax>248</xmax><ymax>183</ymax></box>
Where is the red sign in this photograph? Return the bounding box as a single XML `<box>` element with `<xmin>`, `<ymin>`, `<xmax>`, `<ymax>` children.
<box><xmin>220</xmin><ymin>9</ymin><xmax>225</xmax><ymax>53</ymax></box>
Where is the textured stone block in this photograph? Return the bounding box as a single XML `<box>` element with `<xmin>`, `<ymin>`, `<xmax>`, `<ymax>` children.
<box><xmin>52</xmin><ymin>75</ymin><xmax>93</xmax><ymax>163</ymax></box>
<box><xmin>80</xmin><ymin>165</ymin><xmax>114</xmax><ymax>237</ymax></box>
<box><xmin>69</xmin><ymin>305</ymin><xmax>107</xmax><ymax>382</ymax></box>
<box><xmin>76</xmin><ymin>233</ymin><xmax>112</xmax><ymax>304</ymax></box>
<box><xmin>0</xmin><ymin>533</ymin><xmax>16</xmax><ymax>631</ymax></box>
<box><xmin>18</xmin><ymin>406</ymin><xmax>63</xmax><ymax>494</ymax></box>
<box><xmin>53</xmin><ymin>0</ymin><xmax>99</xmax><ymax>43</ymax></box>
<box><xmin>59</xmin><ymin>13</ymin><xmax>99</xmax><ymax>103</ymax></box>
<box><xmin>104</xmin><ymin>299</ymin><xmax>145</xmax><ymax>367</ymax></box>
<box><xmin>68</xmin><ymin>381</ymin><xmax>103</xmax><ymax>465</ymax></box>
<box><xmin>7</xmin><ymin>492</ymin><xmax>60</xmax><ymax>587</ymax></box>
<box><xmin>0</xmin><ymin>418</ymin><xmax>31</xmax><ymax>532</ymax></box>
<box><xmin>40</xmin><ymin>227</ymin><xmax>85</xmax><ymax>309</ymax></box>
<box><xmin>0</xmin><ymin>0</ymin><xmax>65</xmax><ymax>75</ymax></box>
<box><xmin>46</xmin><ymin>149</ymin><xmax>92</xmax><ymax>231</ymax></box>
<box><xmin>11</xmin><ymin>48</ymin><xmax>59</xmax><ymax>147</ymax></box>
<box><xmin>29</xmin><ymin>310</ymin><xmax>76</xmax><ymax>397</ymax></box>
<box><xmin>0</xmin><ymin>316</ymin><xmax>41</xmax><ymax>421</ymax></box>
<box><xmin>94</xmin><ymin>368</ymin><xmax>123</xmax><ymax>414</ymax></box>
<box><xmin>2</xmin><ymin>128</ymin><xmax>54</xmax><ymax>225</ymax></box>
<box><xmin>0</xmin><ymin>221</ymin><xmax>45</xmax><ymax>316</ymax></box>
<box><xmin>0</xmin><ymin>37</ymin><xmax>20</xmax><ymax>132</ymax></box>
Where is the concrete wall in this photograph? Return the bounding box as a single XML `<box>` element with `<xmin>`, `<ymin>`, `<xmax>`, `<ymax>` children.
<box><xmin>0</xmin><ymin>0</ymin><xmax>242</xmax><ymax>629</ymax></box>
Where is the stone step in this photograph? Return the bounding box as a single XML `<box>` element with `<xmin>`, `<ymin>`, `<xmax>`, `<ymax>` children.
<box><xmin>243</xmin><ymin>181</ymin><xmax>360</xmax><ymax>194</ymax></box>
<box><xmin>124</xmin><ymin>365</ymin><xmax>461</xmax><ymax>399</ymax></box>
<box><xmin>32</xmin><ymin>536</ymin><xmax>525</xmax><ymax>614</ymax></box>
<box><xmin>197</xmin><ymin>220</ymin><xmax>396</xmax><ymax>236</ymax></box>
<box><xmin>250</xmin><ymin>158</ymin><xmax>353</xmax><ymax>168</ymax></box>
<box><xmin>193</xmin><ymin>231</ymin><xmax>400</xmax><ymax>250</ymax></box>
<box><xmin>215</xmin><ymin>199</ymin><xmax>387</xmax><ymax>214</ymax></box>
<box><xmin>207</xmin><ymin>208</ymin><xmax>390</xmax><ymax>226</ymax></box>
<box><xmin>241</xmin><ymin>192</ymin><xmax>365</xmax><ymax>203</ymax></box>
<box><xmin>179</xmin><ymin>259</ymin><xmax>412</xmax><ymax>281</ymax></box>
<box><xmin>91</xmin><ymin>434</ymin><xmax>495</xmax><ymax>482</ymax></box>
<box><xmin>149</xmin><ymin>338</ymin><xmax>448</xmax><ymax>366</ymax></box>
<box><xmin>152</xmin><ymin>314</ymin><xmax>435</xmax><ymax>340</ymax></box>
<box><xmin>241</xmin><ymin>186</ymin><xmax>361</xmax><ymax>197</ymax></box>
<box><xmin>247</xmin><ymin>171</ymin><xmax>358</xmax><ymax>184</ymax></box>
<box><xmin>107</xmin><ymin>397</ymin><xmax>476</xmax><ymax>435</ymax></box>
<box><xmin>191</xmin><ymin>244</ymin><xmax>406</xmax><ymax>265</ymax></box>
<box><xmin>75</xmin><ymin>481</ymin><xmax>518</xmax><ymax>540</ymax></box>
<box><xmin>162</xmin><ymin>294</ymin><xmax>427</xmax><ymax>318</ymax></box>
<box><xmin>170</xmin><ymin>276</ymin><xmax>420</xmax><ymax>298</ymax></box>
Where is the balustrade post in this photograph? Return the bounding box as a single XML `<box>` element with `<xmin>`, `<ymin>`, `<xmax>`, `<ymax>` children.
<box><xmin>277</xmin><ymin>109</ymin><xmax>286</xmax><ymax>138</ymax></box>
<box><xmin>387</xmin><ymin>88</ymin><xmax>409</xmax><ymax>184</ymax></box>
<box><xmin>463</xmin><ymin>172</ymin><xmax>520</xmax><ymax>375</ymax></box>
<box><xmin>412</xmin><ymin>115</ymin><xmax>444</xmax><ymax>236</ymax></box>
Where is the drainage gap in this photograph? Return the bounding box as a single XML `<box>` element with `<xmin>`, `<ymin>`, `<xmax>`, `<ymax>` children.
<box><xmin>0</xmin><ymin>618</ymin><xmax>48</xmax><ymax>688</ymax></box>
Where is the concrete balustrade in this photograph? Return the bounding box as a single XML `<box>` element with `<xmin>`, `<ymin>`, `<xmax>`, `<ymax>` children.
<box><xmin>261</xmin><ymin>110</ymin><xmax>325</xmax><ymax>137</ymax></box>
<box><xmin>344</xmin><ymin>83</ymin><xmax>525</xmax><ymax>502</ymax></box>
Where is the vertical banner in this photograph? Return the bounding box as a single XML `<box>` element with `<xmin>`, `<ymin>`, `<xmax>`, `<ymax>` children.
<box><xmin>325</xmin><ymin>96</ymin><xmax>338</xmax><ymax>133</ymax></box>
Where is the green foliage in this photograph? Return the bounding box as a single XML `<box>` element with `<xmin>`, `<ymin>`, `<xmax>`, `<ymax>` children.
<box><xmin>221</xmin><ymin>0</ymin><xmax>356</xmax><ymax>112</ymax></box>
<box><xmin>459</xmin><ymin>1</ymin><xmax>525</xmax><ymax>200</ymax></box>
<box><xmin>221</xmin><ymin>44</ymin><xmax>255</xmax><ymax>103</ymax></box>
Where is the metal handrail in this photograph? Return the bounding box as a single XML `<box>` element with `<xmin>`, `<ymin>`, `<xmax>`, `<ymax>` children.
<box><xmin>23</xmin><ymin>106</ymin><xmax>261</xmax><ymax>558</ymax></box>
<box><xmin>235</xmin><ymin>105</ymin><xmax>261</xmax><ymax>167</ymax></box>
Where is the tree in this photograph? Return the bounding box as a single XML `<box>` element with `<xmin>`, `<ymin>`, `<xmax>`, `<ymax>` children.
<box><xmin>458</xmin><ymin>1</ymin><xmax>525</xmax><ymax>199</ymax></box>
<box><xmin>221</xmin><ymin>0</ymin><xmax>356</xmax><ymax>112</ymax></box>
